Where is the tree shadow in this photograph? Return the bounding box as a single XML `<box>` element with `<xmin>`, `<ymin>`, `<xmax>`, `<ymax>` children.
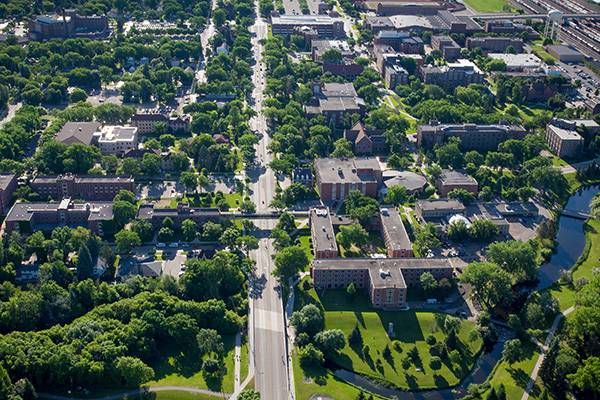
<box><xmin>433</xmin><ymin>374</ymin><xmax>449</xmax><ymax>388</ymax></box>
<box><xmin>508</xmin><ymin>367</ymin><xmax>530</xmax><ymax>389</ymax></box>
<box><xmin>405</xmin><ymin>373</ymin><xmax>418</xmax><ymax>390</ymax></box>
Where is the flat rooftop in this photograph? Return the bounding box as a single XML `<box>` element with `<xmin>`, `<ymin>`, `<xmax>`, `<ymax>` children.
<box><xmin>417</xmin><ymin>198</ymin><xmax>465</xmax><ymax>212</ymax></box>
<box><xmin>315</xmin><ymin>158</ymin><xmax>380</xmax><ymax>184</ymax></box>
<box><xmin>0</xmin><ymin>174</ymin><xmax>15</xmax><ymax>191</ymax></box>
<box><xmin>310</xmin><ymin>208</ymin><xmax>338</xmax><ymax>254</ymax></box>
<box><xmin>439</xmin><ymin>170</ymin><xmax>477</xmax><ymax>186</ymax></box>
<box><xmin>548</xmin><ymin>124</ymin><xmax>583</xmax><ymax>141</ymax></box>
<box><xmin>380</xmin><ymin>207</ymin><xmax>411</xmax><ymax>251</ymax></box>
<box><xmin>313</xmin><ymin>257</ymin><xmax>453</xmax><ymax>288</ymax></box>
<box><xmin>271</xmin><ymin>15</ymin><xmax>342</xmax><ymax>25</ymax></box>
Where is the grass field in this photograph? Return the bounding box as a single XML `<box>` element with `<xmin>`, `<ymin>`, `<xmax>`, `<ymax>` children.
<box><xmin>169</xmin><ymin>192</ymin><xmax>242</xmax><ymax>209</ymax></box>
<box><xmin>294</xmin><ymin>282</ymin><xmax>483</xmax><ymax>391</ymax></box>
<box><xmin>530</xmin><ymin>40</ymin><xmax>557</xmax><ymax>65</ymax></box>
<box><xmin>294</xmin><ymin>228</ymin><xmax>313</xmax><ymax>264</ymax></box>
<box><xmin>146</xmin><ymin>335</ymin><xmax>237</xmax><ymax>393</ymax></box>
<box><xmin>485</xmin><ymin>340</ymin><xmax>541</xmax><ymax>400</ymax></box>
<box><xmin>548</xmin><ymin>219</ymin><xmax>600</xmax><ymax>310</ymax></box>
<box><xmin>133</xmin><ymin>391</ymin><xmax>224</xmax><ymax>400</ymax></box>
<box><xmin>463</xmin><ymin>0</ymin><xmax>508</xmax><ymax>12</ymax></box>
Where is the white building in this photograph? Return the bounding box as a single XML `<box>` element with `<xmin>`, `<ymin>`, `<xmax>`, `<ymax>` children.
<box><xmin>95</xmin><ymin>126</ymin><xmax>138</xmax><ymax>156</ymax></box>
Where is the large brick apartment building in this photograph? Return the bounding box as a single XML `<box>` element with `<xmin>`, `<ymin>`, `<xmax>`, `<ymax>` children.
<box><xmin>310</xmin><ymin>208</ymin><xmax>339</xmax><ymax>259</ymax></box>
<box><xmin>417</xmin><ymin>121</ymin><xmax>527</xmax><ymax>151</ymax></box>
<box><xmin>312</xmin><ymin>258</ymin><xmax>453</xmax><ymax>309</ymax></box>
<box><xmin>4</xmin><ymin>198</ymin><xmax>113</xmax><ymax>235</ymax></box>
<box><xmin>379</xmin><ymin>207</ymin><xmax>412</xmax><ymax>257</ymax></box>
<box><xmin>314</xmin><ymin>157</ymin><xmax>382</xmax><ymax>201</ymax></box>
<box><xmin>31</xmin><ymin>175</ymin><xmax>135</xmax><ymax>201</ymax></box>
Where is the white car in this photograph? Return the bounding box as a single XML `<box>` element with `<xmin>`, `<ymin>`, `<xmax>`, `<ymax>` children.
<box><xmin>169</xmin><ymin>242</ymin><xmax>178</xmax><ymax>248</ymax></box>
<box><xmin>157</xmin><ymin>243</ymin><xmax>166</xmax><ymax>248</ymax></box>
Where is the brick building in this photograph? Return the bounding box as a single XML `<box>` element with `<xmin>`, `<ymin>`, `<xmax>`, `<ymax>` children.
<box><xmin>314</xmin><ymin>157</ymin><xmax>382</xmax><ymax>201</ymax></box>
<box><xmin>310</xmin><ymin>208</ymin><xmax>339</xmax><ymax>259</ymax></box>
<box><xmin>311</xmin><ymin>258</ymin><xmax>453</xmax><ymax>309</ymax></box>
<box><xmin>417</xmin><ymin>121</ymin><xmax>527</xmax><ymax>151</ymax></box>
<box><xmin>415</xmin><ymin>198</ymin><xmax>465</xmax><ymax>219</ymax></box>
<box><xmin>31</xmin><ymin>175</ymin><xmax>134</xmax><ymax>201</ymax></box>
<box><xmin>344</xmin><ymin>121</ymin><xmax>388</xmax><ymax>155</ymax></box>
<box><xmin>545</xmin><ymin>119</ymin><xmax>585</xmax><ymax>158</ymax></box>
<box><xmin>373</xmin><ymin>31</ymin><xmax>424</xmax><ymax>54</ymax></box>
<box><xmin>131</xmin><ymin>110</ymin><xmax>191</xmax><ymax>134</ymax></box>
<box><xmin>379</xmin><ymin>207</ymin><xmax>412</xmax><ymax>258</ymax></box>
<box><xmin>305</xmin><ymin>82</ymin><xmax>365</xmax><ymax>124</ymax></box>
<box><xmin>28</xmin><ymin>11</ymin><xmax>109</xmax><ymax>41</ymax></box>
<box><xmin>466</xmin><ymin>37</ymin><xmax>524</xmax><ymax>53</ymax></box>
<box><xmin>4</xmin><ymin>198</ymin><xmax>113</xmax><ymax>235</ymax></box>
<box><xmin>0</xmin><ymin>174</ymin><xmax>17</xmax><ymax>214</ymax></box>
<box><xmin>271</xmin><ymin>15</ymin><xmax>345</xmax><ymax>38</ymax></box>
<box><xmin>431</xmin><ymin>35</ymin><xmax>461</xmax><ymax>61</ymax></box>
<box><xmin>418</xmin><ymin>59</ymin><xmax>485</xmax><ymax>91</ymax></box>
<box><xmin>436</xmin><ymin>169</ymin><xmax>478</xmax><ymax>196</ymax></box>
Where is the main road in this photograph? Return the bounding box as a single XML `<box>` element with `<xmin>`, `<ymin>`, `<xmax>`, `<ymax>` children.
<box><xmin>247</xmin><ymin>6</ymin><xmax>294</xmax><ymax>400</ymax></box>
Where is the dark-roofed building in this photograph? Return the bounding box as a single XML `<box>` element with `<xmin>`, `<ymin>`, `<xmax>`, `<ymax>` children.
<box><xmin>415</xmin><ymin>198</ymin><xmax>465</xmax><ymax>219</ymax></box>
<box><xmin>311</xmin><ymin>257</ymin><xmax>453</xmax><ymax>309</ymax></box>
<box><xmin>484</xmin><ymin>20</ymin><xmax>540</xmax><ymax>39</ymax></box>
<box><xmin>546</xmin><ymin>45</ymin><xmax>586</xmax><ymax>64</ymax></box>
<box><xmin>131</xmin><ymin>110</ymin><xmax>191</xmax><ymax>134</ymax></box>
<box><xmin>292</xmin><ymin>167</ymin><xmax>314</xmax><ymax>187</ymax></box>
<box><xmin>383</xmin><ymin>171</ymin><xmax>427</xmax><ymax>194</ymax></box>
<box><xmin>137</xmin><ymin>203</ymin><xmax>222</xmax><ymax>229</ymax></box>
<box><xmin>4</xmin><ymin>198</ymin><xmax>113</xmax><ymax>235</ymax></box>
<box><xmin>31</xmin><ymin>174</ymin><xmax>134</xmax><ymax>201</ymax></box>
<box><xmin>0</xmin><ymin>174</ymin><xmax>17</xmax><ymax>214</ymax></box>
<box><xmin>431</xmin><ymin>35</ymin><xmax>460</xmax><ymax>61</ymax></box>
<box><xmin>545</xmin><ymin>118</ymin><xmax>586</xmax><ymax>158</ymax></box>
<box><xmin>373</xmin><ymin>31</ymin><xmax>424</xmax><ymax>54</ymax></box>
<box><xmin>56</xmin><ymin>121</ymin><xmax>102</xmax><ymax>146</ymax></box>
<box><xmin>466</xmin><ymin>37</ymin><xmax>524</xmax><ymax>54</ymax></box>
<box><xmin>271</xmin><ymin>15</ymin><xmax>345</xmax><ymax>38</ymax></box>
<box><xmin>379</xmin><ymin>207</ymin><xmax>412</xmax><ymax>257</ymax></box>
<box><xmin>310</xmin><ymin>207</ymin><xmax>338</xmax><ymax>259</ymax></box>
<box><xmin>436</xmin><ymin>169</ymin><xmax>478</xmax><ymax>196</ymax></box>
<box><xmin>28</xmin><ymin>11</ymin><xmax>109</xmax><ymax>41</ymax></box>
<box><xmin>418</xmin><ymin>59</ymin><xmax>485</xmax><ymax>91</ymax></box>
<box><xmin>417</xmin><ymin>121</ymin><xmax>527</xmax><ymax>151</ymax></box>
<box><xmin>314</xmin><ymin>157</ymin><xmax>382</xmax><ymax>201</ymax></box>
<box><xmin>344</xmin><ymin>121</ymin><xmax>387</xmax><ymax>155</ymax></box>
<box><xmin>305</xmin><ymin>82</ymin><xmax>365</xmax><ymax>124</ymax></box>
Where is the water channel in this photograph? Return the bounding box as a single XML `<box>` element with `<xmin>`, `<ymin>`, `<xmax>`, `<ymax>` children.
<box><xmin>332</xmin><ymin>185</ymin><xmax>600</xmax><ymax>399</ymax></box>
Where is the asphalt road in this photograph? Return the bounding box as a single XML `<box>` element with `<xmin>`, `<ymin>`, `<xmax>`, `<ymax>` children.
<box><xmin>248</xmin><ymin>9</ymin><xmax>293</xmax><ymax>400</ymax></box>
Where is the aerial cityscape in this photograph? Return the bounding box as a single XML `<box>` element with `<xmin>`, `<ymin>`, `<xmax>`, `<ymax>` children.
<box><xmin>0</xmin><ymin>0</ymin><xmax>599</xmax><ymax>399</ymax></box>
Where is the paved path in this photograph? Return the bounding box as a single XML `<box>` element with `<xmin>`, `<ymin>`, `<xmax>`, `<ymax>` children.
<box><xmin>39</xmin><ymin>386</ymin><xmax>230</xmax><ymax>400</ymax></box>
<box><xmin>520</xmin><ymin>306</ymin><xmax>576</xmax><ymax>400</ymax></box>
<box><xmin>234</xmin><ymin>332</ymin><xmax>242</xmax><ymax>392</ymax></box>
<box><xmin>0</xmin><ymin>102</ymin><xmax>22</xmax><ymax>128</ymax></box>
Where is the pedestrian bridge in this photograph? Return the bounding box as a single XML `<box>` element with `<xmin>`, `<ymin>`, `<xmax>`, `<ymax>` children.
<box><xmin>560</xmin><ymin>209</ymin><xmax>591</xmax><ymax>220</ymax></box>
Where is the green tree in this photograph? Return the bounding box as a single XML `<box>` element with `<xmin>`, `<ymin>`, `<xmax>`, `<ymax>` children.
<box><xmin>314</xmin><ymin>329</ymin><xmax>346</xmax><ymax>358</ymax></box>
<box><xmin>298</xmin><ymin>343</ymin><xmax>324</xmax><ymax>367</ymax></box>
<box><xmin>196</xmin><ymin>328</ymin><xmax>224</xmax><ymax>356</ymax></box>
<box><xmin>344</xmin><ymin>190</ymin><xmax>378</xmax><ymax>224</ymax></box>
<box><xmin>461</xmin><ymin>261</ymin><xmax>513</xmax><ymax>310</ymax></box>
<box><xmin>384</xmin><ymin>185</ymin><xmax>409</xmax><ymax>206</ymax></box>
<box><xmin>420</xmin><ymin>272</ymin><xmax>438</xmax><ymax>295</ymax></box>
<box><xmin>181</xmin><ymin>219</ymin><xmax>198</xmax><ymax>242</ymax></box>
<box><xmin>486</xmin><ymin>240</ymin><xmax>537</xmax><ymax>282</ymax></box>
<box><xmin>115</xmin><ymin>230</ymin><xmax>141</xmax><ymax>254</ymax></box>
<box><xmin>76</xmin><ymin>244</ymin><xmax>94</xmax><ymax>280</ymax></box>
<box><xmin>273</xmin><ymin>246</ymin><xmax>308</xmax><ymax>281</ymax></box>
<box><xmin>414</xmin><ymin>223</ymin><xmax>441</xmax><ymax>255</ymax></box>
<box><xmin>448</xmin><ymin>219</ymin><xmax>469</xmax><ymax>242</ymax></box>
<box><xmin>568</xmin><ymin>356</ymin><xmax>600</xmax><ymax>397</ymax></box>
<box><xmin>502</xmin><ymin>339</ymin><xmax>523</xmax><ymax>363</ymax></box>
<box><xmin>469</xmin><ymin>219</ymin><xmax>499</xmax><ymax>242</ymax></box>
<box><xmin>113</xmin><ymin>201</ymin><xmax>137</xmax><ymax>229</ymax></box>
<box><xmin>336</xmin><ymin>223</ymin><xmax>368</xmax><ymax>252</ymax></box>
<box><xmin>239</xmin><ymin>389</ymin><xmax>261</xmax><ymax>400</ymax></box>
<box><xmin>115</xmin><ymin>356</ymin><xmax>154</xmax><ymax>386</ymax></box>
<box><xmin>290</xmin><ymin>304</ymin><xmax>324</xmax><ymax>337</ymax></box>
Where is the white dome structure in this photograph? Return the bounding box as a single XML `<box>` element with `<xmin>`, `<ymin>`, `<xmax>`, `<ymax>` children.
<box><xmin>448</xmin><ymin>214</ymin><xmax>471</xmax><ymax>228</ymax></box>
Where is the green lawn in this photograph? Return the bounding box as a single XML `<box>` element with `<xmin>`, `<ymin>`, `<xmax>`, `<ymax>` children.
<box><xmin>240</xmin><ymin>340</ymin><xmax>249</xmax><ymax>384</ymax></box>
<box><xmin>294</xmin><ymin>228</ymin><xmax>314</xmax><ymax>264</ymax></box>
<box><xmin>132</xmin><ymin>391</ymin><xmax>224</xmax><ymax>400</ymax></box>
<box><xmin>463</xmin><ymin>0</ymin><xmax>508</xmax><ymax>12</ymax></box>
<box><xmin>146</xmin><ymin>335</ymin><xmax>237</xmax><ymax>393</ymax></box>
<box><xmin>548</xmin><ymin>219</ymin><xmax>600</xmax><ymax>310</ymax></box>
<box><xmin>170</xmin><ymin>192</ymin><xmax>242</xmax><ymax>209</ymax></box>
<box><xmin>293</xmin><ymin>351</ymin><xmax>386</xmax><ymax>400</ymax></box>
<box><xmin>530</xmin><ymin>40</ymin><xmax>557</xmax><ymax>65</ymax></box>
<box><xmin>295</xmin><ymin>282</ymin><xmax>483</xmax><ymax>391</ymax></box>
<box><xmin>485</xmin><ymin>340</ymin><xmax>541</xmax><ymax>400</ymax></box>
